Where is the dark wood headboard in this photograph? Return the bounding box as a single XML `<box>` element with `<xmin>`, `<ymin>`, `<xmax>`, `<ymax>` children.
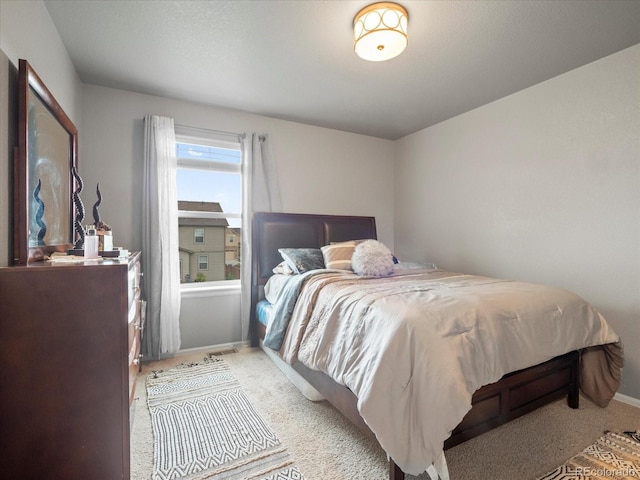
<box><xmin>250</xmin><ymin>212</ymin><xmax>377</xmax><ymax>346</ymax></box>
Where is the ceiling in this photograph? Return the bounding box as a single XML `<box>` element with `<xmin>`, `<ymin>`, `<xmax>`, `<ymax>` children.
<box><xmin>44</xmin><ymin>0</ymin><xmax>640</xmax><ymax>140</ymax></box>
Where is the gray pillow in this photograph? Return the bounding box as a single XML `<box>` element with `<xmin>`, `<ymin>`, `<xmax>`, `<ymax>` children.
<box><xmin>278</xmin><ymin>248</ymin><xmax>325</xmax><ymax>274</ymax></box>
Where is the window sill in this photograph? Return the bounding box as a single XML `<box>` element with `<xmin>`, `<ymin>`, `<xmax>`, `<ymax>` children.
<box><xmin>181</xmin><ymin>280</ymin><xmax>241</xmax><ymax>299</ymax></box>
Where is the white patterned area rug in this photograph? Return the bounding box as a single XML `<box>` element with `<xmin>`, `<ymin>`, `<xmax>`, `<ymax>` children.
<box><xmin>535</xmin><ymin>431</ymin><xmax>640</xmax><ymax>480</ymax></box>
<box><xmin>146</xmin><ymin>357</ymin><xmax>305</xmax><ymax>480</ymax></box>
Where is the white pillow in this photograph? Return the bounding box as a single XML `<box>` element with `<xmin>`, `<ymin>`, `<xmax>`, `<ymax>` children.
<box><xmin>351</xmin><ymin>240</ymin><xmax>394</xmax><ymax>277</ymax></box>
<box><xmin>272</xmin><ymin>260</ymin><xmax>295</xmax><ymax>275</ymax></box>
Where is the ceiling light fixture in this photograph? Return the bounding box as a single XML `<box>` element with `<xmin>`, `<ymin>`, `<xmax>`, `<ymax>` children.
<box><xmin>353</xmin><ymin>2</ymin><xmax>408</xmax><ymax>62</ymax></box>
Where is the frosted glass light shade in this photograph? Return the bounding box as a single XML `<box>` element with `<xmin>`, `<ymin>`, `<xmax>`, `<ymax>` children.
<box><xmin>354</xmin><ymin>2</ymin><xmax>408</xmax><ymax>62</ymax></box>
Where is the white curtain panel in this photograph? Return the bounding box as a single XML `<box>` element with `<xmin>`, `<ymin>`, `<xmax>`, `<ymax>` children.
<box><xmin>241</xmin><ymin>133</ymin><xmax>282</xmax><ymax>342</ymax></box>
<box><xmin>142</xmin><ymin>115</ymin><xmax>182</xmax><ymax>358</ymax></box>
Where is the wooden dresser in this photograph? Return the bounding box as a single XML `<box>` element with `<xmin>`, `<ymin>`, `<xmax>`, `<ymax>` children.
<box><xmin>0</xmin><ymin>252</ymin><xmax>142</xmax><ymax>480</ymax></box>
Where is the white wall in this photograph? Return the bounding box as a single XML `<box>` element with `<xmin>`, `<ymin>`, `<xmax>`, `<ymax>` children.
<box><xmin>0</xmin><ymin>0</ymin><xmax>83</xmax><ymax>267</ymax></box>
<box><xmin>80</xmin><ymin>85</ymin><xmax>395</xmax><ymax>253</ymax></box>
<box><xmin>0</xmin><ymin>0</ymin><xmax>83</xmax><ymax>127</ymax></box>
<box><xmin>0</xmin><ymin>49</ymin><xmax>16</xmax><ymax>267</ymax></box>
<box><xmin>79</xmin><ymin>84</ymin><xmax>395</xmax><ymax>349</ymax></box>
<box><xmin>394</xmin><ymin>44</ymin><xmax>640</xmax><ymax>399</ymax></box>
<box><xmin>180</xmin><ymin>289</ymin><xmax>242</xmax><ymax>350</ymax></box>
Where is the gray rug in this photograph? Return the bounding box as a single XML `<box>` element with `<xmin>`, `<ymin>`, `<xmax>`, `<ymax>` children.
<box><xmin>534</xmin><ymin>430</ymin><xmax>640</xmax><ymax>480</ymax></box>
<box><xmin>146</xmin><ymin>357</ymin><xmax>305</xmax><ymax>480</ymax></box>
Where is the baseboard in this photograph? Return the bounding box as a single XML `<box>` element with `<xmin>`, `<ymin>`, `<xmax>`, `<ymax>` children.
<box><xmin>156</xmin><ymin>341</ymin><xmax>249</xmax><ymax>360</ymax></box>
<box><xmin>614</xmin><ymin>392</ymin><xmax>640</xmax><ymax>408</ymax></box>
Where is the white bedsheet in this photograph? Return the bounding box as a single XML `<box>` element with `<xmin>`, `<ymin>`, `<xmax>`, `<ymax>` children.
<box><xmin>278</xmin><ymin>270</ymin><xmax>622</xmax><ymax>476</ymax></box>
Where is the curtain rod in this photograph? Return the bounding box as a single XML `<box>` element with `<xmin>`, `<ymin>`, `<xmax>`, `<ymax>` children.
<box><xmin>174</xmin><ymin>123</ymin><xmax>241</xmax><ymax>139</ymax></box>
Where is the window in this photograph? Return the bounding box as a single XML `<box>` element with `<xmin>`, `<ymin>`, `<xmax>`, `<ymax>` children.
<box><xmin>175</xmin><ymin>128</ymin><xmax>242</xmax><ymax>285</ymax></box>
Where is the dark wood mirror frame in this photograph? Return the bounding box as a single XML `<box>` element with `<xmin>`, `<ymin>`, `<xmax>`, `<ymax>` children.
<box><xmin>15</xmin><ymin>59</ymin><xmax>78</xmax><ymax>265</ymax></box>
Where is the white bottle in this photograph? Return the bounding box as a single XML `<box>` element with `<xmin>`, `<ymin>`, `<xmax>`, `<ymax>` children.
<box><xmin>85</xmin><ymin>226</ymin><xmax>99</xmax><ymax>259</ymax></box>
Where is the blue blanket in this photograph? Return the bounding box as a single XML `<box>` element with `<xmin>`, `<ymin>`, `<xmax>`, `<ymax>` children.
<box><xmin>262</xmin><ymin>270</ymin><xmax>328</xmax><ymax>350</ymax></box>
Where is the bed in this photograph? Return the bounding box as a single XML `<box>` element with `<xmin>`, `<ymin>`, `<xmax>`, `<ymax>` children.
<box><xmin>249</xmin><ymin>212</ymin><xmax>623</xmax><ymax>480</ymax></box>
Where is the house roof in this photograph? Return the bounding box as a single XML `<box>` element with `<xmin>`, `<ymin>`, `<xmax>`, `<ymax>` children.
<box><xmin>178</xmin><ymin>201</ymin><xmax>229</xmax><ymax>227</ymax></box>
<box><xmin>178</xmin><ymin>201</ymin><xmax>223</xmax><ymax>212</ymax></box>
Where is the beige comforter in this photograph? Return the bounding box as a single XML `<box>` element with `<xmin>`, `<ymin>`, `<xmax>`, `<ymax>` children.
<box><xmin>278</xmin><ymin>269</ymin><xmax>623</xmax><ymax>475</ymax></box>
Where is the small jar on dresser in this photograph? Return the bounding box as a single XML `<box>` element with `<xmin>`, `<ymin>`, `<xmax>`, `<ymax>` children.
<box><xmin>0</xmin><ymin>252</ymin><xmax>142</xmax><ymax>480</ymax></box>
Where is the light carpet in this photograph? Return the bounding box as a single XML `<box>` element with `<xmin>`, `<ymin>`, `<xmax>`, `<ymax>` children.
<box><xmin>132</xmin><ymin>347</ymin><xmax>640</xmax><ymax>480</ymax></box>
<box><xmin>535</xmin><ymin>430</ymin><xmax>640</xmax><ymax>480</ymax></box>
<box><xmin>146</xmin><ymin>357</ymin><xmax>304</xmax><ymax>480</ymax></box>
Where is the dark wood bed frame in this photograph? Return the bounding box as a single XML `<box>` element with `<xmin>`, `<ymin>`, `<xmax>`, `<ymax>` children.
<box><xmin>250</xmin><ymin>212</ymin><xmax>580</xmax><ymax>480</ymax></box>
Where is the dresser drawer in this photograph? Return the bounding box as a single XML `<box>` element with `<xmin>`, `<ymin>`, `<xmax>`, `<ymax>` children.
<box><xmin>127</xmin><ymin>260</ymin><xmax>141</xmax><ymax>312</ymax></box>
<box><xmin>127</xmin><ymin>257</ymin><xmax>143</xmax><ymax>407</ymax></box>
<box><xmin>128</xmin><ymin>301</ymin><xmax>140</xmax><ymax>352</ymax></box>
<box><xmin>128</xmin><ymin>300</ymin><xmax>142</xmax><ymax>406</ymax></box>
<box><xmin>128</xmin><ymin>332</ymin><xmax>140</xmax><ymax>405</ymax></box>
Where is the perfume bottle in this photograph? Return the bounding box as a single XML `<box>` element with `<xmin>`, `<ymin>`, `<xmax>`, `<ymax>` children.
<box><xmin>84</xmin><ymin>225</ymin><xmax>99</xmax><ymax>259</ymax></box>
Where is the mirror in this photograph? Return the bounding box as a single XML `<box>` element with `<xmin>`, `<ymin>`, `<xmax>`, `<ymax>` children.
<box><xmin>15</xmin><ymin>59</ymin><xmax>78</xmax><ymax>264</ymax></box>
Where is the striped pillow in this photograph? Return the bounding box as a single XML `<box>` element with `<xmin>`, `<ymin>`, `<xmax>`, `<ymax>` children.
<box><xmin>321</xmin><ymin>241</ymin><xmax>359</xmax><ymax>270</ymax></box>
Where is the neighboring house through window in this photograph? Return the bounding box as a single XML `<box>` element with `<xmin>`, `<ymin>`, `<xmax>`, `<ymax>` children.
<box><xmin>175</xmin><ymin>129</ymin><xmax>242</xmax><ymax>284</ymax></box>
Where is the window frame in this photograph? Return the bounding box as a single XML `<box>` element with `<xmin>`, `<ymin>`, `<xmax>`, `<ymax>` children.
<box><xmin>194</xmin><ymin>227</ymin><xmax>205</xmax><ymax>244</ymax></box>
<box><xmin>197</xmin><ymin>254</ymin><xmax>209</xmax><ymax>271</ymax></box>
<box><xmin>175</xmin><ymin>129</ymin><xmax>242</xmax><ymax>290</ymax></box>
